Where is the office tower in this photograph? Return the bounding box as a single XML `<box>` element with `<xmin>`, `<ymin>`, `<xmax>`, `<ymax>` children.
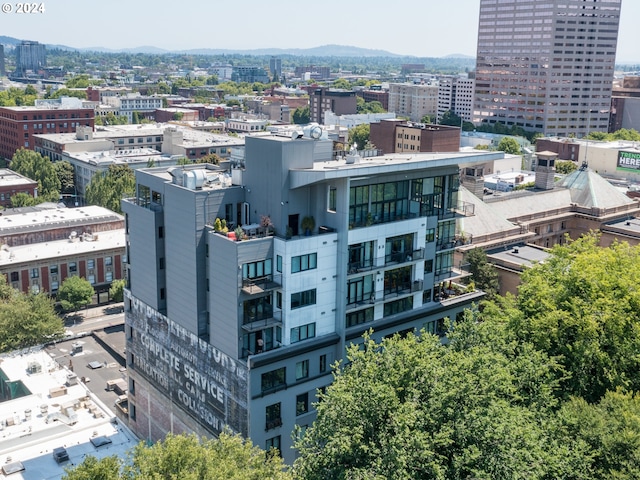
<box><xmin>15</xmin><ymin>41</ymin><xmax>46</xmax><ymax>75</ymax></box>
<box><xmin>473</xmin><ymin>0</ymin><xmax>621</xmax><ymax>137</ymax></box>
<box><xmin>122</xmin><ymin>131</ymin><xmax>501</xmax><ymax>463</ymax></box>
<box><xmin>269</xmin><ymin>56</ymin><xmax>282</xmax><ymax>80</ymax></box>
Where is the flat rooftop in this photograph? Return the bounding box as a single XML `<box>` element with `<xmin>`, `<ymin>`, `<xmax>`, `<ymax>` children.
<box><xmin>0</xmin><ymin>229</ymin><xmax>125</xmax><ymax>266</ymax></box>
<box><xmin>0</xmin><ymin>206</ymin><xmax>123</xmax><ymax>235</ymax></box>
<box><xmin>0</xmin><ymin>345</ymin><xmax>135</xmax><ymax>480</ymax></box>
<box><xmin>0</xmin><ymin>170</ymin><xmax>37</xmax><ymax>188</ymax></box>
<box><xmin>487</xmin><ymin>244</ymin><xmax>549</xmax><ymax>269</ymax></box>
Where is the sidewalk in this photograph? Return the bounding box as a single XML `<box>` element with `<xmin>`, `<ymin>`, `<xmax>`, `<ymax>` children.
<box><xmin>63</xmin><ymin>302</ymin><xmax>124</xmax><ymax>322</ymax></box>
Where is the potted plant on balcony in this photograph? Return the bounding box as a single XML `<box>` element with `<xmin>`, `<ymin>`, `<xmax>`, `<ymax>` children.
<box><xmin>365</xmin><ymin>212</ymin><xmax>373</xmax><ymax>226</ymax></box>
<box><xmin>301</xmin><ymin>216</ymin><xmax>315</xmax><ymax>236</ymax></box>
<box><xmin>260</xmin><ymin>215</ymin><xmax>273</xmax><ymax>236</ymax></box>
<box><xmin>234</xmin><ymin>226</ymin><xmax>244</xmax><ymax>241</ymax></box>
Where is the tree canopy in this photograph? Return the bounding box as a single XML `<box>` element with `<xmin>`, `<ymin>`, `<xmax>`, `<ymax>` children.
<box><xmin>294</xmin><ymin>235</ymin><xmax>640</xmax><ymax>479</ymax></box>
<box><xmin>84</xmin><ymin>164</ymin><xmax>135</xmax><ymax>214</ymax></box>
<box><xmin>496</xmin><ymin>137</ymin><xmax>522</xmax><ymax>155</ymax></box>
<box><xmin>63</xmin><ymin>432</ymin><xmax>292</xmax><ymax>480</ymax></box>
<box><xmin>292</xmin><ymin>105</ymin><xmax>310</xmax><ymax>124</ymax></box>
<box><xmin>0</xmin><ymin>276</ymin><xmax>63</xmax><ymax>352</ymax></box>
<box><xmin>10</xmin><ymin>149</ymin><xmax>61</xmax><ymax>202</ymax></box>
<box><xmin>348</xmin><ymin>123</ymin><xmax>370</xmax><ymax>149</ymax></box>
<box><xmin>57</xmin><ymin>276</ymin><xmax>94</xmax><ymax>312</ymax></box>
<box><xmin>108</xmin><ymin>279</ymin><xmax>125</xmax><ymax>303</ymax></box>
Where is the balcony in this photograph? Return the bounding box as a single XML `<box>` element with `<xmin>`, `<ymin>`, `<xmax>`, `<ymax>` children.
<box><xmin>265</xmin><ymin>417</ymin><xmax>283</xmax><ymax>431</ymax></box>
<box><xmin>433</xmin><ymin>281</ymin><xmax>479</xmax><ymax>303</ymax></box>
<box><xmin>348</xmin><ymin>260</ymin><xmax>377</xmax><ymax>275</ymax></box>
<box><xmin>241</xmin><ymin>309</ymin><xmax>282</xmax><ymax>333</ymax></box>
<box><xmin>349</xmin><ymin>212</ymin><xmax>418</xmax><ymax>230</ymax></box>
<box><xmin>436</xmin><ymin>233</ymin><xmax>473</xmax><ymax>251</ymax></box>
<box><xmin>384</xmin><ymin>248</ymin><xmax>424</xmax><ymax>266</ymax></box>
<box><xmin>439</xmin><ymin>201</ymin><xmax>476</xmax><ymax>219</ymax></box>
<box><xmin>383</xmin><ymin>279</ymin><xmax>423</xmax><ymax>300</ymax></box>
<box><xmin>241</xmin><ymin>274</ymin><xmax>282</xmax><ymax>295</ymax></box>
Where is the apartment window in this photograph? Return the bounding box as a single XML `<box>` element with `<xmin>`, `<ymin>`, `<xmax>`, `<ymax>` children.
<box><xmin>68</xmin><ymin>262</ymin><xmax>77</xmax><ymax>274</ymax></box>
<box><xmin>10</xmin><ymin>272</ymin><xmax>18</xmax><ymax>282</ymax></box>
<box><xmin>160</xmin><ymin>288</ymin><xmax>165</xmax><ymax>300</ymax></box>
<box><xmin>296</xmin><ymin>360</ymin><xmax>309</xmax><ymax>380</ymax></box>
<box><xmin>243</xmin><ymin>259</ymin><xmax>272</xmax><ymax>280</ymax></box>
<box><xmin>88</xmin><ymin>275</ymin><xmax>95</xmax><ymax>285</ymax></box>
<box><xmin>105</xmin><ymin>271</ymin><xmax>113</xmax><ymax>282</ymax></box>
<box><xmin>49</xmin><ymin>265</ymin><xmax>58</xmax><ymax>275</ymax></box>
<box><xmin>319</xmin><ymin>354</ymin><xmax>327</xmax><ymax>373</ymax></box>
<box><xmin>51</xmin><ymin>281</ymin><xmax>59</xmax><ymax>291</ymax></box>
<box><xmin>296</xmin><ymin>392</ymin><xmax>309</xmax><ymax>416</ymax></box>
<box><xmin>276</xmin><ymin>255</ymin><xmax>282</xmax><ymax>273</ymax></box>
<box><xmin>105</xmin><ymin>256</ymin><xmax>112</xmax><ymax>266</ymax></box>
<box><xmin>159</xmin><ymin>257</ymin><xmax>165</xmax><ymax>270</ymax></box>
<box><xmin>425</xmin><ymin>259</ymin><xmax>434</xmax><ymax>273</ymax></box>
<box><xmin>291</xmin><ymin>253</ymin><xmax>317</xmax><ymax>273</ymax></box>
<box><xmin>276</xmin><ymin>291</ymin><xmax>282</xmax><ymax>309</ymax></box>
<box><xmin>265</xmin><ymin>403</ymin><xmax>282</xmax><ymax>430</ymax></box>
<box><xmin>346</xmin><ymin>308</ymin><xmax>374</xmax><ymax>328</ymax></box>
<box><xmin>426</xmin><ymin>228</ymin><xmax>435</xmax><ymax>243</ymax></box>
<box><xmin>261</xmin><ymin>367</ymin><xmax>286</xmax><ymax>392</ymax></box>
<box><xmin>30</xmin><ymin>268</ymin><xmax>39</xmax><ymax>279</ymax></box>
<box><xmin>291</xmin><ymin>289</ymin><xmax>316</xmax><ymax>309</ymax></box>
<box><xmin>265</xmin><ymin>436</ymin><xmax>281</xmax><ymax>456</ymax></box>
<box><xmin>328</xmin><ymin>186</ymin><xmax>337</xmax><ymax>212</ymax></box>
<box><xmin>158</xmin><ymin>226</ymin><xmax>164</xmax><ymax>238</ymax></box>
<box><xmin>87</xmin><ymin>259</ymin><xmax>95</xmax><ymax>270</ymax></box>
<box><xmin>291</xmin><ymin>322</ymin><xmax>315</xmax><ymax>343</ymax></box>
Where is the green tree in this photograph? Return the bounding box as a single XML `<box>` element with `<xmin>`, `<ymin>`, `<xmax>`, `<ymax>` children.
<box><xmin>109</xmin><ymin>279</ymin><xmax>125</xmax><ymax>303</ymax></box>
<box><xmin>84</xmin><ymin>164</ymin><xmax>135</xmax><ymax>214</ymax></box>
<box><xmin>465</xmin><ymin>247</ymin><xmax>499</xmax><ymax>299</ymax></box>
<box><xmin>348</xmin><ymin>123</ymin><xmax>370</xmax><ymax>148</ymax></box>
<box><xmin>10</xmin><ymin>148</ymin><xmax>61</xmax><ymax>202</ymax></box>
<box><xmin>131</xmin><ymin>111</ymin><xmax>141</xmax><ymax>124</ymax></box>
<box><xmin>10</xmin><ymin>192</ymin><xmax>37</xmax><ymax>207</ymax></box>
<box><xmin>292</xmin><ymin>105</ymin><xmax>310</xmax><ymax>124</ymax></box>
<box><xmin>63</xmin><ymin>455</ymin><xmax>121</xmax><ymax>480</ymax></box>
<box><xmin>294</xmin><ymin>319</ymin><xmax>570</xmax><ymax>480</ymax></box>
<box><xmin>556</xmin><ymin>160</ymin><xmax>578</xmax><ymax>175</ymax></box>
<box><xmin>356</xmin><ymin>97</ymin><xmax>386</xmax><ymax>114</ymax></box>
<box><xmin>494</xmin><ymin>234</ymin><xmax>640</xmax><ymax>402</ymax></box>
<box><xmin>57</xmin><ymin>276</ymin><xmax>94</xmax><ymax>312</ymax></box>
<box><xmin>332</xmin><ymin>78</ymin><xmax>351</xmax><ymax>89</ymax></box>
<box><xmin>65</xmin><ymin>433</ymin><xmax>292</xmax><ymax>480</ymax></box>
<box><xmin>497</xmin><ymin>137</ymin><xmax>522</xmax><ymax>155</ymax></box>
<box><xmin>420</xmin><ymin>114</ymin><xmax>431</xmax><ymax>124</ymax></box>
<box><xmin>439</xmin><ymin>110</ymin><xmax>462</xmax><ymax>127</ymax></box>
<box><xmin>0</xmin><ymin>276</ymin><xmax>64</xmax><ymax>352</ymax></box>
<box><xmin>54</xmin><ymin>161</ymin><xmax>76</xmax><ymax>196</ymax></box>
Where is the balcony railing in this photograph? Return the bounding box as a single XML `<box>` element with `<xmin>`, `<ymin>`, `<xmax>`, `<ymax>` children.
<box><xmin>384</xmin><ymin>248</ymin><xmax>424</xmax><ymax>266</ymax></box>
<box><xmin>350</xmin><ymin>212</ymin><xmax>418</xmax><ymax>230</ymax></box>
<box><xmin>436</xmin><ymin>233</ymin><xmax>473</xmax><ymax>251</ymax></box>
<box><xmin>439</xmin><ymin>201</ymin><xmax>476</xmax><ymax>219</ymax></box>
<box><xmin>241</xmin><ymin>274</ymin><xmax>282</xmax><ymax>295</ymax></box>
<box><xmin>348</xmin><ymin>260</ymin><xmax>377</xmax><ymax>275</ymax></box>
<box><xmin>265</xmin><ymin>417</ymin><xmax>283</xmax><ymax>431</ymax></box>
<box><xmin>241</xmin><ymin>310</ymin><xmax>282</xmax><ymax>332</ymax></box>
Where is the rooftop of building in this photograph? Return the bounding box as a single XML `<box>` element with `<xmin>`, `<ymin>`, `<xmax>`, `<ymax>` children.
<box><xmin>0</xmin><ymin>169</ymin><xmax>38</xmax><ymax>187</ymax></box>
<box><xmin>539</xmin><ymin>136</ymin><xmax>640</xmax><ymax>152</ymax></box>
<box><xmin>0</xmin><ymin>228</ymin><xmax>125</xmax><ymax>266</ymax></box>
<box><xmin>601</xmin><ymin>215</ymin><xmax>640</xmax><ymax>237</ymax></box>
<box><xmin>486</xmin><ymin>243</ymin><xmax>550</xmax><ymax>269</ymax></box>
<box><xmin>0</xmin><ymin>347</ymin><xmax>135</xmax><ymax>480</ymax></box>
<box><xmin>0</xmin><ymin>205</ymin><xmax>123</xmax><ymax>235</ymax></box>
<box><xmin>66</xmin><ymin>148</ymin><xmax>165</xmax><ymax>167</ymax></box>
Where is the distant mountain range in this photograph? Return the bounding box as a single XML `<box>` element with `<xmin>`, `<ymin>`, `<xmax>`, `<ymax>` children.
<box><xmin>0</xmin><ymin>36</ymin><xmax>473</xmax><ymax>59</ymax></box>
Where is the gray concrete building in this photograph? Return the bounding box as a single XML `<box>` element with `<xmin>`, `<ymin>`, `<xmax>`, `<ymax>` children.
<box><xmin>122</xmin><ymin>132</ymin><xmax>503</xmax><ymax>463</ymax></box>
<box><xmin>473</xmin><ymin>0</ymin><xmax>621</xmax><ymax>137</ymax></box>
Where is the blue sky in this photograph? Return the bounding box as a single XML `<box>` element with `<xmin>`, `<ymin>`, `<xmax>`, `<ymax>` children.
<box><xmin>2</xmin><ymin>0</ymin><xmax>638</xmax><ymax>62</ymax></box>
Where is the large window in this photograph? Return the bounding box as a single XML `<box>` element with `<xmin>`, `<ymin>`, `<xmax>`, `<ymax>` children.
<box><xmin>346</xmin><ymin>308</ymin><xmax>374</xmax><ymax>328</ymax></box>
<box><xmin>384</xmin><ymin>266</ymin><xmax>412</xmax><ymax>296</ymax></box>
<box><xmin>243</xmin><ymin>259</ymin><xmax>272</xmax><ymax>279</ymax></box>
<box><xmin>265</xmin><ymin>403</ymin><xmax>282</xmax><ymax>430</ymax></box>
<box><xmin>261</xmin><ymin>367</ymin><xmax>286</xmax><ymax>393</ymax></box>
<box><xmin>291</xmin><ymin>289</ymin><xmax>316</xmax><ymax>309</ymax></box>
<box><xmin>349</xmin><ymin>180</ymin><xmax>410</xmax><ymax>227</ymax></box>
<box><xmin>385</xmin><ymin>234</ymin><xmax>414</xmax><ymax>264</ymax></box>
<box><xmin>435</xmin><ymin>251</ymin><xmax>454</xmax><ymax>276</ymax></box>
<box><xmin>346</xmin><ymin>275</ymin><xmax>375</xmax><ymax>306</ymax></box>
<box><xmin>348</xmin><ymin>241</ymin><xmax>375</xmax><ymax>272</ymax></box>
<box><xmin>296</xmin><ymin>360</ymin><xmax>309</xmax><ymax>380</ymax></box>
<box><xmin>291</xmin><ymin>322</ymin><xmax>315</xmax><ymax>343</ymax></box>
<box><xmin>243</xmin><ymin>296</ymin><xmax>273</xmax><ymax>323</ymax></box>
<box><xmin>266</xmin><ymin>436</ymin><xmax>281</xmax><ymax>455</ymax></box>
<box><xmin>291</xmin><ymin>253</ymin><xmax>316</xmax><ymax>273</ymax></box>
<box><xmin>328</xmin><ymin>186</ymin><xmax>337</xmax><ymax>212</ymax></box>
<box><xmin>296</xmin><ymin>392</ymin><xmax>309</xmax><ymax>416</ymax></box>
<box><xmin>383</xmin><ymin>297</ymin><xmax>413</xmax><ymax>316</ymax></box>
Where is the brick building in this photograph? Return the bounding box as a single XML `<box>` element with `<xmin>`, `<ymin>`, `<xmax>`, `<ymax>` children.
<box><xmin>0</xmin><ymin>98</ymin><xmax>94</xmax><ymax>160</ymax></box>
<box><xmin>0</xmin><ymin>169</ymin><xmax>38</xmax><ymax>208</ymax></box>
<box><xmin>370</xmin><ymin>119</ymin><xmax>461</xmax><ymax>154</ymax></box>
